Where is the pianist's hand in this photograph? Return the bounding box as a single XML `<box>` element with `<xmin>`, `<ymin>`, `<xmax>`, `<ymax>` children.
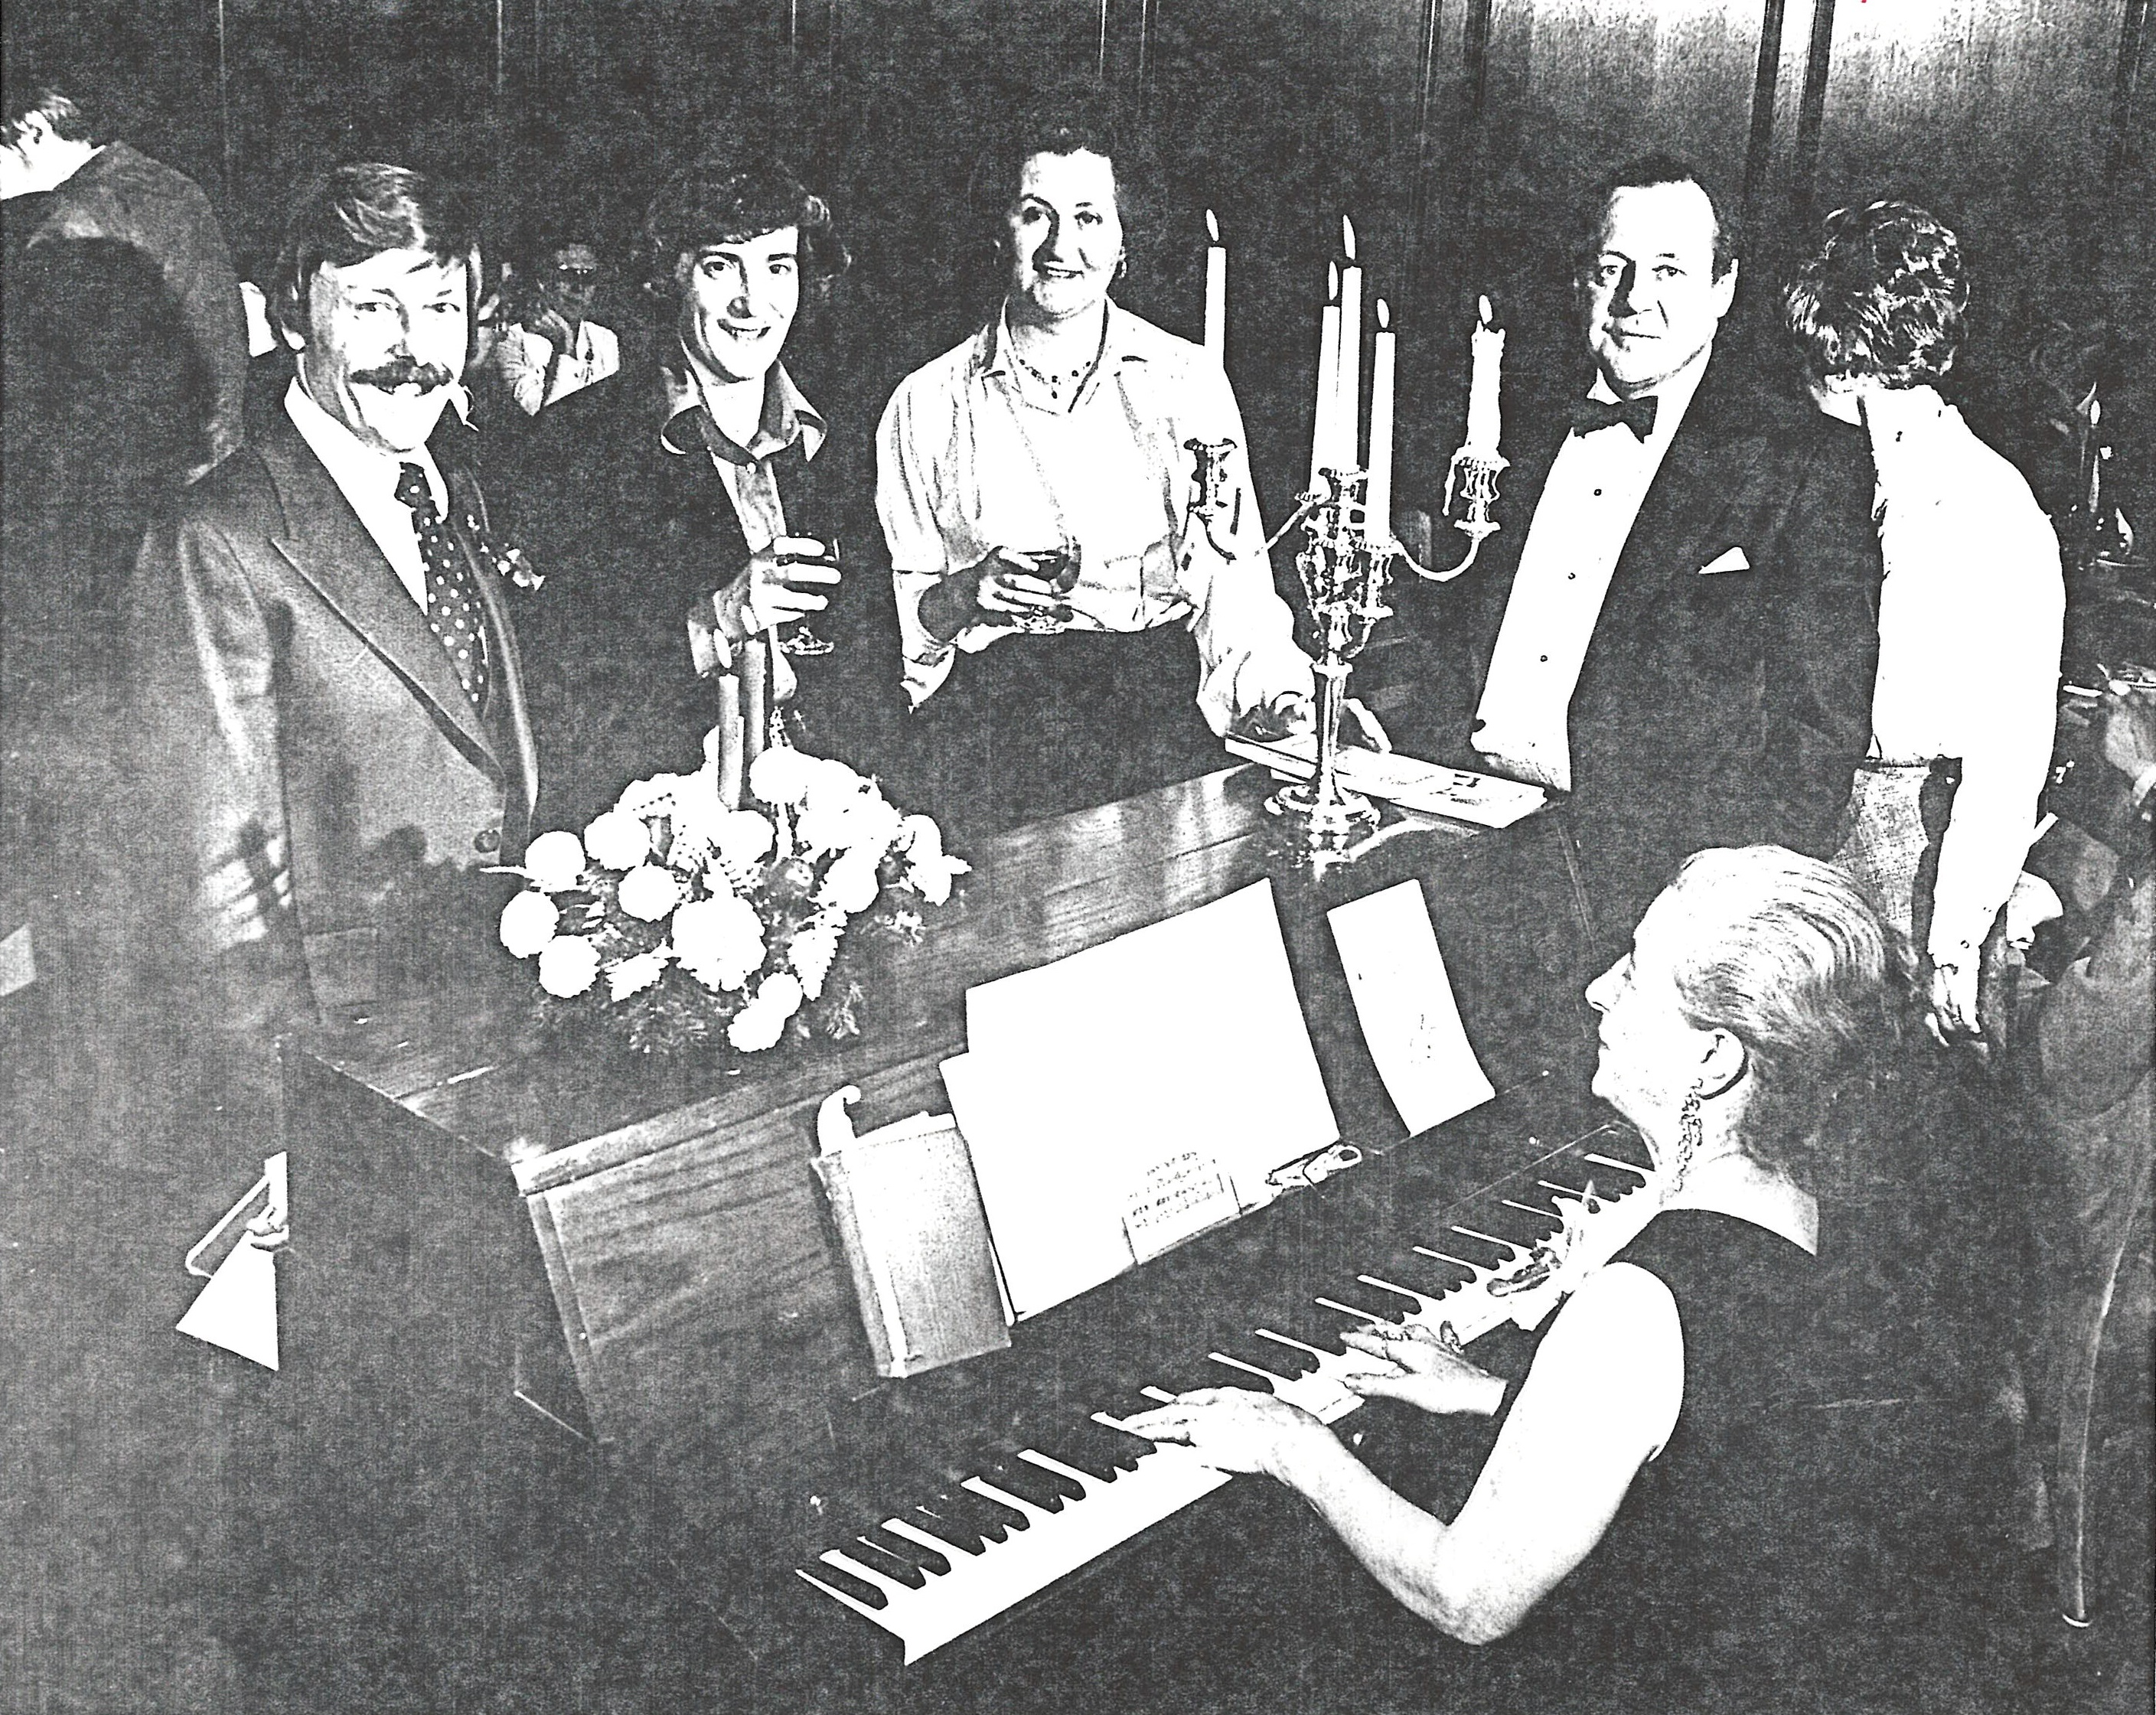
<box><xmin>1338</xmin><ymin>1325</ymin><xmax>1505</xmax><ymax>1418</ymax></box>
<box><xmin>1123</xmin><ymin>1388</ymin><xmax>1332</xmax><ymax>1481</ymax></box>
<box><xmin>1231</xmin><ymin>690</ymin><xmax>1313</xmax><ymax>743</ymax></box>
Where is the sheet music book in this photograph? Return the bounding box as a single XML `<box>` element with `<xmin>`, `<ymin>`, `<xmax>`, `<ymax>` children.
<box><xmin>947</xmin><ymin>879</ymin><xmax>1339</xmax><ymax>1320</ymax></box>
<box><xmin>812</xmin><ymin>1108</ymin><xmax>1010</xmax><ymax>1378</ymax></box>
<box><xmin>1326</xmin><ymin>880</ymin><xmax>1496</xmax><ymax>1135</ymax></box>
<box><xmin>1225</xmin><ymin>732</ymin><xmax>1548</xmax><ymax>827</ymax></box>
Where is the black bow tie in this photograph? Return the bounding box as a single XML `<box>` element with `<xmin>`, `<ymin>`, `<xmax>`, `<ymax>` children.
<box><xmin>1571</xmin><ymin>395</ymin><xmax>1659</xmax><ymax>441</ymax></box>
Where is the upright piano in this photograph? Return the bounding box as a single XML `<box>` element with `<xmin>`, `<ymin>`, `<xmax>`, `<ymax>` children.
<box><xmin>278</xmin><ymin>765</ymin><xmax>1621</xmax><ymax>1706</ymax></box>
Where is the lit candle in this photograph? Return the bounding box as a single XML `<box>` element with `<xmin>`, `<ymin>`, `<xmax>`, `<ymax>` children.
<box><xmin>1310</xmin><ymin>262</ymin><xmax>1340</xmax><ymax>489</ymax></box>
<box><xmin>1203</xmin><ymin>209</ymin><xmax>1227</xmax><ymax>367</ymax></box>
<box><xmin>1368</xmin><ymin>299</ymin><xmax>1396</xmax><ymax>541</ymax></box>
<box><xmin>1337</xmin><ymin>217</ymin><xmax>1362</xmax><ymax>470</ymax></box>
<box><xmin>1466</xmin><ymin>294</ymin><xmax>1505</xmax><ymax>456</ymax></box>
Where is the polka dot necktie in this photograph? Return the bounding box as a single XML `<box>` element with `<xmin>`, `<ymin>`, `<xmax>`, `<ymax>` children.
<box><xmin>395</xmin><ymin>461</ymin><xmax>488</xmax><ymax>709</ymax></box>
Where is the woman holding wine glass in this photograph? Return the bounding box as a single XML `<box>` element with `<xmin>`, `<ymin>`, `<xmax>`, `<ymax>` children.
<box><xmin>876</xmin><ymin>106</ymin><xmax>1316</xmax><ymax>837</ymax></box>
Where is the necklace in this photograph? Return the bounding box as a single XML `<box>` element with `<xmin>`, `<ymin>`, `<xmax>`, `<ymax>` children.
<box><xmin>1010</xmin><ymin>344</ymin><xmax>1099</xmax><ymax>406</ymax></box>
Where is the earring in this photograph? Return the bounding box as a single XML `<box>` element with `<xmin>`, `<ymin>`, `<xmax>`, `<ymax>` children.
<box><xmin>1114</xmin><ymin>254</ymin><xmax>1128</xmax><ymax>282</ymax></box>
<box><xmin>1667</xmin><ymin>1086</ymin><xmax>1704</xmax><ymax>1197</ymax></box>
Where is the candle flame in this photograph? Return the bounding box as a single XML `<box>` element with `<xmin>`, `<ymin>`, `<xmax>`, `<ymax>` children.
<box><xmin>1328</xmin><ymin>260</ymin><xmax>1339</xmax><ymax>299</ymax></box>
<box><xmin>1478</xmin><ymin>294</ymin><xmax>1494</xmax><ymax>326</ymax></box>
<box><xmin>1377</xmin><ymin>298</ymin><xmax>1391</xmax><ymax>331</ymax></box>
<box><xmin>1342</xmin><ymin>216</ymin><xmax>1357</xmax><ymax>262</ymax></box>
<box><xmin>1206</xmin><ymin>208</ymin><xmax>1221</xmax><ymax>245</ymax></box>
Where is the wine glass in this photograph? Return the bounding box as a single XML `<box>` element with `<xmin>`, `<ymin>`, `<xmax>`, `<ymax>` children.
<box><xmin>775</xmin><ymin>533</ymin><xmax>840</xmax><ymax>658</ymax></box>
<box><xmin>1006</xmin><ymin>536</ymin><xmax>1081</xmax><ymax>634</ymax></box>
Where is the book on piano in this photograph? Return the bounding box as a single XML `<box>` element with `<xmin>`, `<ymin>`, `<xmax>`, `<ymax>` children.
<box><xmin>812</xmin><ymin>1104</ymin><xmax>1010</xmax><ymax>1378</ymax></box>
<box><xmin>1225</xmin><ymin>732</ymin><xmax>1549</xmax><ymax>827</ymax></box>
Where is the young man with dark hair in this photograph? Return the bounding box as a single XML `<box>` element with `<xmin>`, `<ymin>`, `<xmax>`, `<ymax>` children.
<box><xmin>3</xmin><ymin>65</ymin><xmax>250</xmax><ymax>474</ymax></box>
<box><xmin>513</xmin><ymin>151</ymin><xmax>902</xmax><ymax>827</ymax></box>
<box><xmin>129</xmin><ymin>162</ymin><xmax>540</xmax><ymax>1038</ymax></box>
<box><xmin>1390</xmin><ymin>154</ymin><xmax>1884</xmax><ymax>944</ymax></box>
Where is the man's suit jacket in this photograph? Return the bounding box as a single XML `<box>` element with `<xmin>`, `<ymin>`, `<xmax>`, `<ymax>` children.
<box><xmin>129</xmin><ymin>402</ymin><xmax>540</xmax><ymax>1027</ymax></box>
<box><xmin>1391</xmin><ymin>357</ymin><xmax>1884</xmax><ymax>941</ymax></box>
<box><xmin>506</xmin><ymin>362</ymin><xmax>909</xmax><ymax>830</ymax></box>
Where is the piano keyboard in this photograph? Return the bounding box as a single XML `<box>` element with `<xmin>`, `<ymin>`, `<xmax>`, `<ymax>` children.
<box><xmin>794</xmin><ymin>1128</ymin><xmax>1663</xmax><ymax>1664</ymax></box>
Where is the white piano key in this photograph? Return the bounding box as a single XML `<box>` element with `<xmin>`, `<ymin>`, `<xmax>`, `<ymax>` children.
<box><xmin>820</xmin><ymin>1547</ymin><xmax>912</xmax><ymax>1602</ymax></box>
<box><xmin>1207</xmin><ymin>1350</ymin><xmax>1289</xmax><ymax>1384</ymax></box>
<box><xmin>1314</xmin><ymin>1294</ymin><xmax>1387</xmax><ymax>1322</ymax></box>
<box><xmin>1254</xmin><ymin>1327</ymin><xmax>1329</xmax><ymax>1358</ymax></box>
<box><xmin>1139</xmin><ymin>1385</ymin><xmax>1177</xmax><ymax>1404</ymax></box>
<box><xmin>961</xmin><ymin>1475</ymin><xmax>1055</xmax><ymax>1521</ymax></box>
<box><xmin>795</xmin><ymin>1565</ymin><xmax>888</xmax><ymax>1625</ymax></box>
<box><xmin>1414</xmin><ymin>1246</ymin><xmax>1485</xmax><ymax>1271</ymax></box>
<box><xmin>883</xmin><ymin>1515</ymin><xmax>967</xmax><ymax>1558</ymax></box>
<box><xmin>1355</xmin><ymin>1274</ymin><xmax>1445</xmax><ymax>1316</ymax></box>
<box><xmin>1019</xmin><ymin>1449</ymin><xmax>1102</xmax><ymax>1490</ymax></box>
<box><xmin>1583</xmin><ymin>1151</ymin><xmax>1651</xmax><ymax>1181</ymax></box>
<box><xmin>1451</xmin><ymin>1224</ymin><xmax>1521</xmax><ymax>1252</ymax></box>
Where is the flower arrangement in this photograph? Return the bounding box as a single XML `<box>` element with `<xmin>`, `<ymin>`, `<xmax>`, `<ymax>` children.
<box><xmin>498</xmin><ymin>739</ymin><xmax>968</xmax><ymax>1057</ymax></box>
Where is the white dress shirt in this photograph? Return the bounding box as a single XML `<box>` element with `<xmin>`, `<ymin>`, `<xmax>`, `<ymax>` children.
<box><xmin>1864</xmin><ymin>383</ymin><xmax>2064</xmax><ymax>965</ymax></box>
<box><xmin>494</xmin><ymin>318</ymin><xmax>620</xmax><ymax>416</ymax></box>
<box><xmin>283</xmin><ymin>377</ymin><xmax>448</xmax><ymax>611</ymax></box>
<box><xmin>1473</xmin><ymin>348</ymin><xmax>1712</xmax><ymax>792</ymax></box>
<box><xmin>877</xmin><ymin>302</ymin><xmax>1312</xmax><ymax>732</ymax></box>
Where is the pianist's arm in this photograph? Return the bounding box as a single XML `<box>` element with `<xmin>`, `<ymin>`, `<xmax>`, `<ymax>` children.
<box><xmin>1134</xmin><ymin>1261</ymin><xmax>1682</xmax><ymax>1646</ymax></box>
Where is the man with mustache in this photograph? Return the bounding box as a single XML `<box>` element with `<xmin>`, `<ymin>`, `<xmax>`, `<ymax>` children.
<box><xmin>510</xmin><ymin>152</ymin><xmax>905</xmax><ymax>828</ymax></box>
<box><xmin>129</xmin><ymin>162</ymin><xmax>540</xmax><ymax>1040</ymax></box>
<box><xmin>1388</xmin><ymin>155</ymin><xmax>1881</xmax><ymax>947</ymax></box>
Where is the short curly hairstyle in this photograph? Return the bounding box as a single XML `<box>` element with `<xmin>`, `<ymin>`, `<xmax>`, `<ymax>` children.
<box><xmin>1782</xmin><ymin>199</ymin><xmax>1968</xmax><ymax>388</ymax></box>
<box><xmin>963</xmin><ymin>94</ymin><xmax>1156</xmax><ymax>294</ymax></box>
<box><xmin>638</xmin><ymin>152</ymin><xmax>848</xmax><ymax>307</ymax></box>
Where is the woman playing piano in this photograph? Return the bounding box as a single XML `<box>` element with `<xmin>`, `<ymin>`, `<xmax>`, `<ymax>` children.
<box><xmin>1130</xmin><ymin>846</ymin><xmax>1993</xmax><ymax>1712</ymax></box>
<box><xmin>875</xmin><ymin>104</ymin><xmax>1316</xmax><ymax>838</ymax></box>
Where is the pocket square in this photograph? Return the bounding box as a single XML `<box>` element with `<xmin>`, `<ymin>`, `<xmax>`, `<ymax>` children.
<box><xmin>1698</xmin><ymin>546</ymin><xmax>1752</xmax><ymax>575</ymax></box>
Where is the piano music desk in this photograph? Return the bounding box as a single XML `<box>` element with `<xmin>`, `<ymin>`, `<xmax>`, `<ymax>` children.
<box><xmin>281</xmin><ymin>766</ymin><xmax>1604</xmax><ymax>1698</ymax></box>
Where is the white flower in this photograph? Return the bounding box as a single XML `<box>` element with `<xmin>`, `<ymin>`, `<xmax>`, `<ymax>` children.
<box><xmin>790</xmin><ymin>913</ymin><xmax>845</xmax><ymax>1000</ymax></box>
<box><xmin>672</xmin><ymin>893</ymin><xmax>765</xmax><ymax>991</ymax></box>
<box><xmin>748</xmin><ymin>745</ymin><xmax>821</xmax><ymax>808</ymax></box>
<box><xmin>605</xmin><ymin>947</ymin><xmax>671</xmax><ymax>1001</ymax></box>
<box><xmin>904</xmin><ymin>849</ymin><xmax>971</xmax><ymax>907</ymax></box>
<box><xmin>669</xmin><ymin>768</ymin><xmax>729</xmax><ymax>842</ymax></box>
<box><xmin>726</xmin><ymin>970</ymin><xmax>806</xmax><ymax>1053</ymax></box>
<box><xmin>614</xmin><ymin>771</ymin><xmax>688</xmax><ymax>821</ymax></box>
<box><xmin>797</xmin><ymin>784</ymin><xmax>900</xmax><ymax>859</ymax></box>
<box><xmin>522</xmin><ymin>829</ymin><xmax>586</xmax><ymax>892</ymax></box>
<box><xmin>896</xmin><ymin>813</ymin><xmax>944</xmax><ymax>864</ymax></box>
<box><xmin>713</xmin><ymin>809</ymin><xmax>776</xmax><ymax>869</ymax></box>
<box><xmin>537</xmin><ymin>936</ymin><xmax>602</xmax><ymax>998</ymax></box>
<box><xmin>498</xmin><ymin>889</ymin><xmax>561</xmax><ymax>958</ymax></box>
<box><xmin>583</xmin><ymin>809</ymin><xmax>651</xmax><ymax>871</ymax></box>
<box><xmin>616</xmin><ymin>863</ymin><xmax>684</xmax><ymax>922</ymax></box>
<box><xmin>817</xmin><ymin>849</ymin><xmax>883</xmax><ymax>915</ymax></box>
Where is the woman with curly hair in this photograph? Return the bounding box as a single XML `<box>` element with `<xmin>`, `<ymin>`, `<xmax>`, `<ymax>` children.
<box><xmin>1783</xmin><ymin>199</ymin><xmax>2064</xmax><ymax>1043</ymax></box>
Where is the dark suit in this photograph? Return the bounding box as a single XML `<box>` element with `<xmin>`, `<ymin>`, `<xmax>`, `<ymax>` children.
<box><xmin>507</xmin><ymin>358</ymin><xmax>908</xmax><ymax>830</ymax></box>
<box><xmin>129</xmin><ymin>399</ymin><xmax>540</xmax><ymax>1029</ymax></box>
<box><xmin>1391</xmin><ymin>357</ymin><xmax>1883</xmax><ymax>941</ymax></box>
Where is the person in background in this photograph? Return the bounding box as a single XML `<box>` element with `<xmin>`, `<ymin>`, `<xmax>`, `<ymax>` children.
<box><xmin>1386</xmin><ymin>155</ymin><xmax>1882</xmax><ymax>949</ymax></box>
<box><xmin>1784</xmin><ymin>198</ymin><xmax>2065</xmax><ymax>1045</ymax></box>
<box><xmin>493</xmin><ymin>230</ymin><xmax>621</xmax><ymax>416</ymax></box>
<box><xmin>876</xmin><ymin>103</ymin><xmax>1314</xmax><ymax>839</ymax></box>
<box><xmin>2</xmin><ymin>62</ymin><xmax>250</xmax><ymax>476</ymax></box>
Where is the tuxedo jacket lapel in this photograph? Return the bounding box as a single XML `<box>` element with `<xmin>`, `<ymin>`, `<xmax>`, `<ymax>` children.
<box><xmin>256</xmin><ymin>409</ymin><xmax>504</xmax><ymax>778</ymax></box>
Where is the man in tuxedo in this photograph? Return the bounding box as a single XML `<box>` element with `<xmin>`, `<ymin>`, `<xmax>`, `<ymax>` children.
<box><xmin>513</xmin><ymin>152</ymin><xmax>903</xmax><ymax>830</ymax></box>
<box><xmin>129</xmin><ymin>162</ymin><xmax>540</xmax><ymax>1038</ymax></box>
<box><xmin>1395</xmin><ymin>155</ymin><xmax>1881</xmax><ymax>943</ymax></box>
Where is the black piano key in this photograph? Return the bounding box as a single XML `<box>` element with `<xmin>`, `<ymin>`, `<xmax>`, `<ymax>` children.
<box><xmin>1000</xmin><ymin>1448</ymin><xmax>1088</xmax><ymax>1504</ymax></box>
<box><xmin>797</xmin><ymin>1557</ymin><xmax>889</xmax><ymax>1610</ymax></box>
<box><xmin>976</xmin><ymin>1456</ymin><xmax>1068</xmax><ymax>1514</ymax></box>
<box><xmin>842</xmin><ymin>1537</ymin><xmax>930</xmax><ymax>1589</ymax></box>
<box><xmin>859</xmin><ymin>1522</ymin><xmax>951</xmax><ymax>1577</ymax></box>
<box><xmin>899</xmin><ymin>1504</ymin><xmax>990</xmax><ymax>1557</ymax></box>
<box><xmin>1042</xmin><ymin>1422</ymin><xmax>1137</xmax><ymax>1483</ymax></box>
<box><xmin>925</xmin><ymin>1482</ymin><xmax>1029</xmax><ymax>1537</ymax></box>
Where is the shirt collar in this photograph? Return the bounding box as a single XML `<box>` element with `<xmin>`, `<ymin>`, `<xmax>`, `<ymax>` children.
<box><xmin>1584</xmin><ymin>339</ymin><xmax>1714</xmax><ymax>441</ymax></box>
<box><xmin>973</xmin><ymin>299</ymin><xmax>1152</xmax><ymax>382</ymax></box>
<box><xmin>662</xmin><ymin>341</ymin><xmax>826</xmax><ymax>466</ymax></box>
<box><xmin>282</xmin><ymin>374</ymin><xmax>448</xmax><ymax>509</ymax></box>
